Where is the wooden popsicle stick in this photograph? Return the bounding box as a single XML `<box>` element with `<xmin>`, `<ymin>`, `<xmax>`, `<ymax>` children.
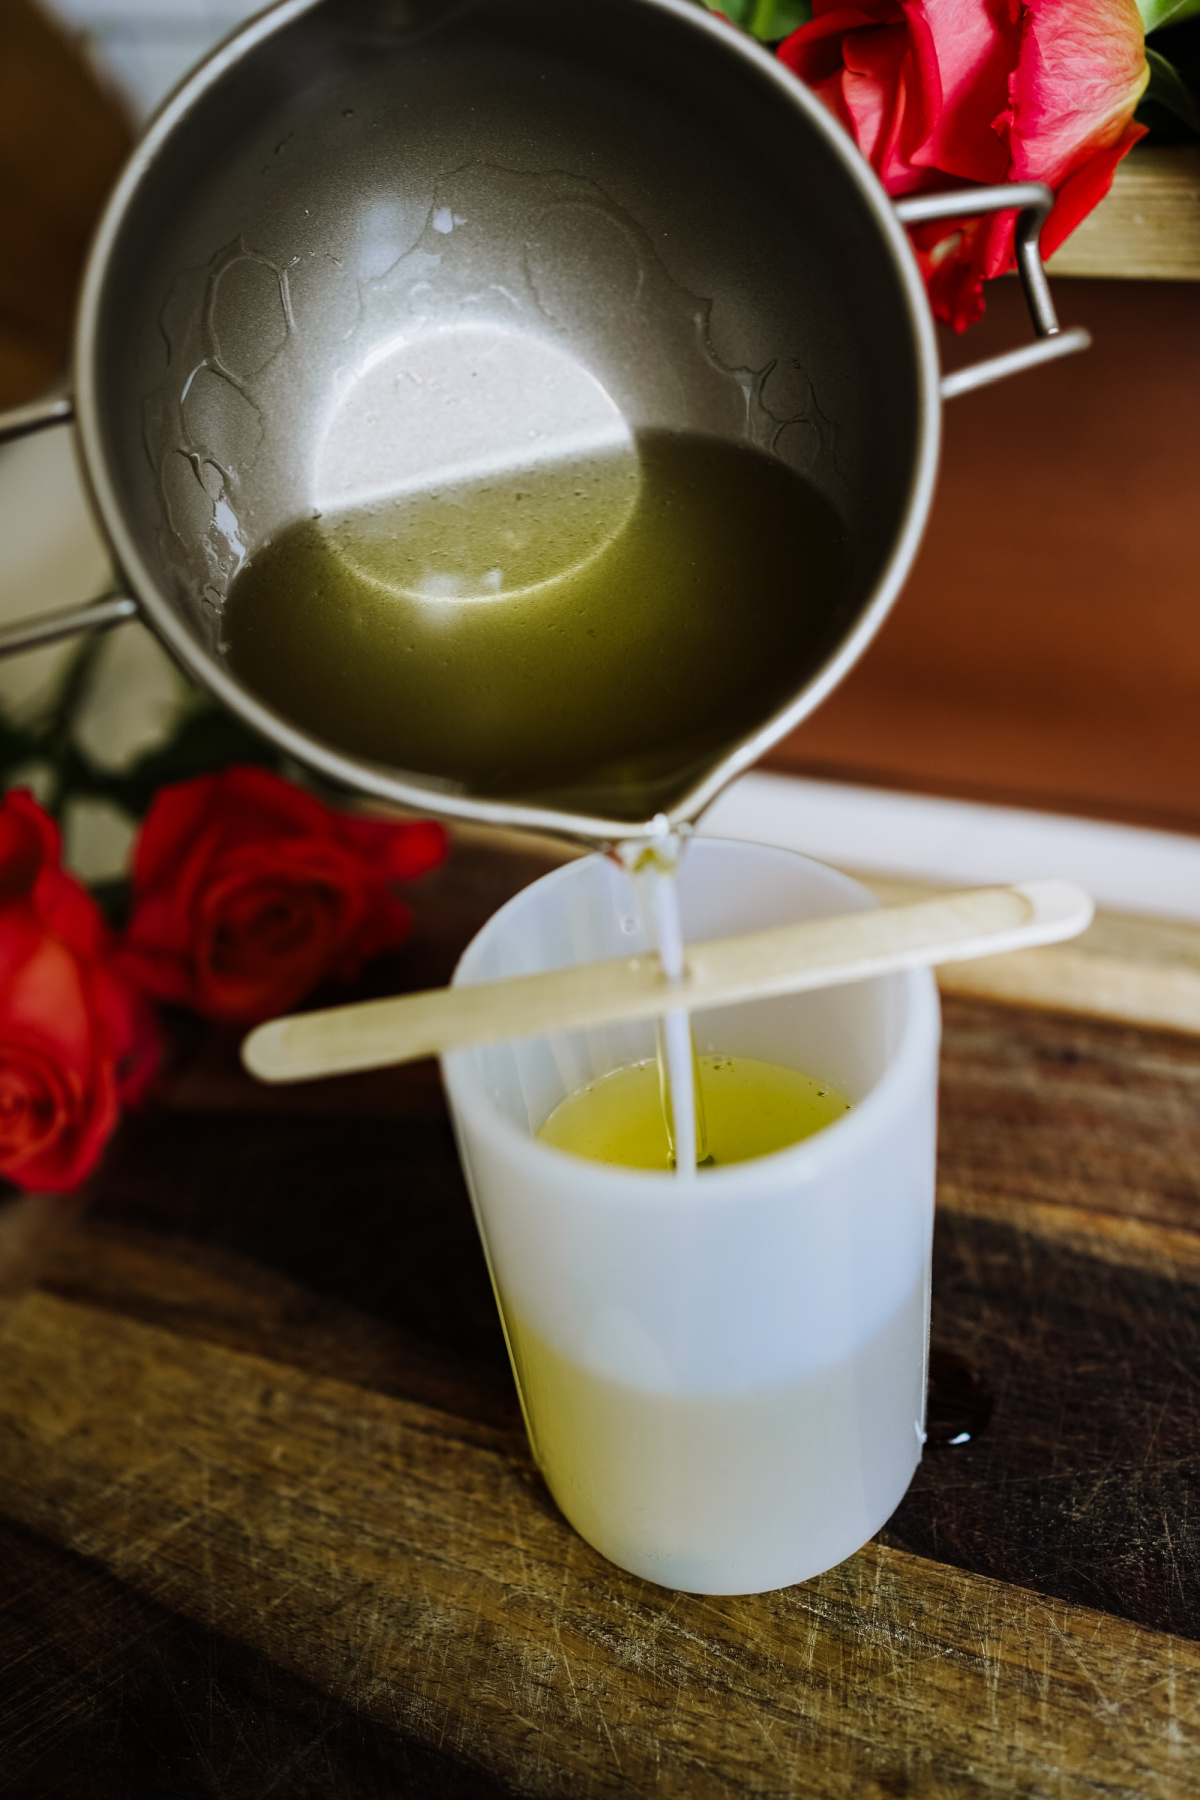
<box><xmin>242</xmin><ymin>879</ymin><xmax>1092</xmax><ymax>1085</ymax></box>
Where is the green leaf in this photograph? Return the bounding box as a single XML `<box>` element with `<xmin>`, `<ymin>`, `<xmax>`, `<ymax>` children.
<box><xmin>1140</xmin><ymin>45</ymin><xmax>1200</xmax><ymax>131</ymax></box>
<box><xmin>0</xmin><ymin>715</ymin><xmax>41</xmax><ymax>785</ymax></box>
<box><xmin>88</xmin><ymin>876</ymin><xmax>132</xmax><ymax>933</ymax></box>
<box><xmin>1139</xmin><ymin>0</ymin><xmax>1200</xmax><ymax>32</ymax></box>
<box><xmin>96</xmin><ymin>700</ymin><xmax>286</xmax><ymax>820</ymax></box>
<box><xmin>40</xmin><ymin>635</ymin><xmax>109</xmax><ymax>818</ymax></box>
<box><xmin>747</xmin><ymin>0</ymin><xmax>812</xmax><ymax>38</ymax></box>
<box><xmin>699</xmin><ymin>0</ymin><xmax>812</xmax><ymax>40</ymax></box>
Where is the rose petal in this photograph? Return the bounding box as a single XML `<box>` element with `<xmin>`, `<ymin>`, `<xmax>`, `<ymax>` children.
<box><xmin>0</xmin><ymin>1028</ymin><xmax>117</xmax><ymax>1193</ymax></box>
<box><xmin>1005</xmin><ymin>0</ymin><xmax>1149</xmax><ymax>193</ymax></box>
<box><xmin>123</xmin><ymin>768</ymin><xmax>445</xmax><ymax>1025</ymax></box>
<box><xmin>777</xmin><ymin>0</ymin><xmax>1148</xmax><ymax>330</ymax></box>
<box><xmin>1040</xmin><ymin>116</ymin><xmax>1147</xmax><ymax>259</ymax></box>
<box><xmin>0</xmin><ymin>791</ymin><xmax>58</xmax><ymax>903</ymax></box>
<box><xmin>0</xmin><ymin>793</ymin><xmax>147</xmax><ymax>1191</ymax></box>
<box><xmin>910</xmin><ymin>0</ymin><xmax>1018</xmax><ymax>183</ymax></box>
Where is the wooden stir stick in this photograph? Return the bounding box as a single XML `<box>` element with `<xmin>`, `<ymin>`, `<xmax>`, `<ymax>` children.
<box><xmin>243</xmin><ymin>879</ymin><xmax>1092</xmax><ymax>1085</ymax></box>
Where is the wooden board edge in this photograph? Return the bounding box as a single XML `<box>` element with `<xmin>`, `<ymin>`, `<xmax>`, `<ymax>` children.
<box><xmin>852</xmin><ymin>873</ymin><xmax>1200</xmax><ymax>1037</ymax></box>
<box><xmin>1046</xmin><ymin>146</ymin><xmax>1200</xmax><ymax>281</ymax></box>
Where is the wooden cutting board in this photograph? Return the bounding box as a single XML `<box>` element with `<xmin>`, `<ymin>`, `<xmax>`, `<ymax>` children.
<box><xmin>1</xmin><ymin>832</ymin><xmax>1199</xmax><ymax>1796</ymax></box>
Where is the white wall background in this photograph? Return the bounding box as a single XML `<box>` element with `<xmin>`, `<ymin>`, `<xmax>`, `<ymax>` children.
<box><xmin>45</xmin><ymin>0</ymin><xmax>266</xmax><ymax>119</ymax></box>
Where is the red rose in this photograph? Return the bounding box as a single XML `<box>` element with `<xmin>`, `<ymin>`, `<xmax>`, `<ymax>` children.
<box><xmin>119</xmin><ymin>767</ymin><xmax>448</xmax><ymax>1025</ymax></box>
<box><xmin>0</xmin><ymin>791</ymin><xmax>160</xmax><ymax>1194</ymax></box>
<box><xmin>779</xmin><ymin>0</ymin><xmax>1148</xmax><ymax>329</ymax></box>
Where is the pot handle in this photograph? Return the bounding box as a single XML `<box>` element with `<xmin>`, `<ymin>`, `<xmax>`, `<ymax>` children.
<box><xmin>0</xmin><ymin>393</ymin><xmax>139</xmax><ymax>659</ymax></box>
<box><xmin>894</xmin><ymin>182</ymin><xmax>1091</xmax><ymax>400</ymax></box>
<box><xmin>0</xmin><ymin>393</ymin><xmax>76</xmax><ymax>445</ymax></box>
<box><xmin>0</xmin><ymin>594</ymin><xmax>139</xmax><ymax>657</ymax></box>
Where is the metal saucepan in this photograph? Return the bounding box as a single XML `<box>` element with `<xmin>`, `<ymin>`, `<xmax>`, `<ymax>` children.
<box><xmin>0</xmin><ymin>0</ymin><xmax>1088</xmax><ymax>845</ymax></box>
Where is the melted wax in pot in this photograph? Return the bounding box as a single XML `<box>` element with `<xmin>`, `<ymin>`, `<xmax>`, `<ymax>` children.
<box><xmin>222</xmin><ymin>429</ymin><xmax>847</xmax><ymax>820</ymax></box>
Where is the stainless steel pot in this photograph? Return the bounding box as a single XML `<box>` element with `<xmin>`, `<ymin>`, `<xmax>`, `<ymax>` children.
<box><xmin>0</xmin><ymin>0</ymin><xmax>1088</xmax><ymax>845</ymax></box>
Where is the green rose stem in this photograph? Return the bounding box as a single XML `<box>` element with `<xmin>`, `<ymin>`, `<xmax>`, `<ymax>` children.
<box><xmin>41</xmin><ymin>631</ymin><xmax>104</xmax><ymax>820</ymax></box>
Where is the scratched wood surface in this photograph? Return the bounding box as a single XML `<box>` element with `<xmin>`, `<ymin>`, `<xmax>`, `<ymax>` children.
<box><xmin>2</xmin><ymin>834</ymin><xmax>1200</xmax><ymax>1797</ymax></box>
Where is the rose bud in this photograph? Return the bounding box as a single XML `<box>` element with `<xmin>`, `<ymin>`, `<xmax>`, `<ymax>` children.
<box><xmin>118</xmin><ymin>766</ymin><xmax>448</xmax><ymax>1026</ymax></box>
<box><xmin>0</xmin><ymin>790</ymin><xmax>160</xmax><ymax>1193</ymax></box>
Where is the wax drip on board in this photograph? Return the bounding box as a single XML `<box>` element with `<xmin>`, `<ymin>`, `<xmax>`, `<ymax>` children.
<box><xmin>614</xmin><ymin>821</ymin><xmax>711</xmax><ymax>1178</ymax></box>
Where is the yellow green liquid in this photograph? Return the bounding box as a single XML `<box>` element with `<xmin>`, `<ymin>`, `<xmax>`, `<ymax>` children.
<box><xmin>536</xmin><ymin>1054</ymin><xmax>852</xmax><ymax>1170</ymax></box>
<box><xmin>223</xmin><ymin>430</ymin><xmax>847</xmax><ymax>820</ymax></box>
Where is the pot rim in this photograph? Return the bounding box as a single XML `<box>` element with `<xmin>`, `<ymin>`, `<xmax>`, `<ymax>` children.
<box><xmin>73</xmin><ymin>0</ymin><xmax>942</xmax><ymax>846</ymax></box>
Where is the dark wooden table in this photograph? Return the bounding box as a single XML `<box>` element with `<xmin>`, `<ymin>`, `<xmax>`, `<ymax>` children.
<box><xmin>2</xmin><ymin>834</ymin><xmax>1199</xmax><ymax>1797</ymax></box>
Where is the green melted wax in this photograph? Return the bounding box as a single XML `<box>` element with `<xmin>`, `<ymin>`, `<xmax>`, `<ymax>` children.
<box><xmin>223</xmin><ymin>430</ymin><xmax>848</xmax><ymax>820</ymax></box>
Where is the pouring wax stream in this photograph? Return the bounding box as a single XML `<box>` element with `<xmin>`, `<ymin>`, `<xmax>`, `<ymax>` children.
<box><xmin>554</xmin><ymin>829</ymin><xmax>855</xmax><ymax>1175</ymax></box>
<box><xmin>615</xmin><ymin>830</ymin><xmax>708</xmax><ymax>1178</ymax></box>
<box><xmin>643</xmin><ymin>877</ymin><xmax>861</xmax><ymax>1177</ymax></box>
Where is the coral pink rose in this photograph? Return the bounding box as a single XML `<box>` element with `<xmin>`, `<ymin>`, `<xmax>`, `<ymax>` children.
<box><xmin>779</xmin><ymin>0</ymin><xmax>1149</xmax><ymax>328</ymax></box>
<box><xmin>119</xmin><ymin>766</ymin><xmax>447</xmax><ymax>1025</ymax></box>
<box><xmin>0</xmin><ymin>790</ymin><xmax>160</xmax><ymax>1193</ymax></box>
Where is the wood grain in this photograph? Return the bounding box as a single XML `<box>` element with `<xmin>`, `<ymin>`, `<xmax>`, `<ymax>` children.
<box><xmin>939</xmin><ymin>1188</ymin><xmax>1200</xmax><ymax>1282</ymax></box>
<box><xmin>2</xmin><ymin>1286</ymin><xmax>1197</xmax><ymax>1800</ymax></box>
<box><xmin>935</xmin><ymin>996</ymin><xmax>1200</xmax><ymax>1241</ymax></box>
<box><xmin>0</xmin><ymin>1517</ymin><xmax>495</xmax><ymax>1800</ymax></box>
<box><xmin>4</xmin><ymin>835</ymin><xmax>1200</xmax><ymax>1793</ymax></box>
<box><xmin>1047</xmin><ymin>148</ymin><xmax>1200</xmax><ymax>281</ymax></box>
<box><xmin>861</xmin><ymin>876</ymin><xmax>1200</xmax><ymax>1037</ymax></box>
<box><xmin>51</xmin><ymin>990</ymin><xmax>1198</xmax><ymax>1648</ymax></box>
<box><xmin>889</xmin><ymin>1199</ymin><xmax>1200</xmax><ymax>1635</ymax></box>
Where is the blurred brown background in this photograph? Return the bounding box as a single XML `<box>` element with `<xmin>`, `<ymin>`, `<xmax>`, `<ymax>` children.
<box><xmin>766</xmin><ymin>279</ymin><xmax>1200</xmax><ymax>835</ymax></box>
<box><xmin>0</xmin><ymin>0</ymin><xmax>130</xmax><ymax>408</ymax></box>
<box><xmin>2</xmin><ymin>0</ymin><xmax>1196</xmax><ymax>837</ymax></box>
